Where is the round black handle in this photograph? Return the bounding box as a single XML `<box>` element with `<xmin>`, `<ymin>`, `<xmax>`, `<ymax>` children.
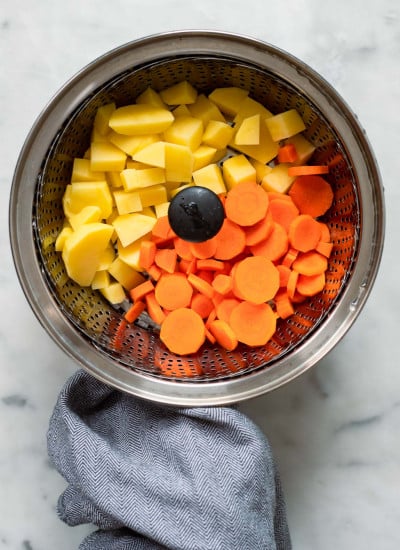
<box><xmin>168</xmin><ymin>186</ymin><xmax>225</xmax><ymax>243</ymax></box>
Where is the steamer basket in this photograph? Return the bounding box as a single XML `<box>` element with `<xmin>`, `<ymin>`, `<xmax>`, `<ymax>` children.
<box><xmin>9</xmin><ymin>31</ymin><xmax>384</xmax><ymax>405</ymax></box>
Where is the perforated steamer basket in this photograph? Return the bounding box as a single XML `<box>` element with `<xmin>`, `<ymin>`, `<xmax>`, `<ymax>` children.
<box><xmin>9</xmin><ymin>31</ymin><xmax>384</xmax><ymax>406</ymax></box>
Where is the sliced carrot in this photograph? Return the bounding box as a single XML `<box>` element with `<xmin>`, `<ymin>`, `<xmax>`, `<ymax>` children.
<box><xmin>191</xmin><ymin>293</ymin><xmax>215</xmax><ymax>319</ymax></box>
<box><xmin>214</xmin><ymin>218</ymin><xmax>246</xmax><ymax>260</ymax></box>
<box><xmin>187</xmin><ymin>273</ymin><xmax>215</xmax><ymax>300</ymax></box>
<box><xmin>275</xmin><ymin>292</ymin><xmax>295</xmax><ymax>319</ymax></box>
<box><xmin>281</xmin><ymin>247</ymin><xmax>299</xmax><ymax>268</ymax></box>
<box><xmin>205</xmin><ymin>326</ymin><xmax>217</xmax><ymax>344</ymax></box>
<box><xmin>229</xmin><ymin>301</ymin><xmax>276</xmax><ymax>346</ymax></box>
<box><xmin>124</xmin><ymin>300</ymin><xmax>146</xmax><ymax>323</ymax></box>
<box><xmin>288</xmin><ymin>214</ymin><xmax>322</xmax><ymax>252</ymax></box>
<box><xmin>208</xmin><ymin>319</ymin><xmax>238</xmax><ymax>351</ymax></box>
<box><xmin>287</xmin><ymin>269</ymin><xmax>299</xmax><ymax>300</ymax></box>
<box><xmin>316</xmin><ymin>240</ymin><xmax>333</xmax><ymax>258</ymax></box>
<box><xmin>129</xmin><ymin>279</ymin><xmax>154</xmax><ymax>302</ymax></box>
<box><xmin>267</xmin><ymin>191</ymin><xmax>292</xmax><ymax>202</ymax></box>
<box><xmin>154</xmin><ymin>273</ymin><xmax>193</xmax><ymax>310</ymax></box>
<box><xmin>154</xmin><ymin>248</ymin><xmax>177</xmax><ymax>274</ymax></box>
<box><xmin>276</xmin><ymin>264</ymin><xmax>291</xmax><ymax>287</ymax></box>
<box><xmin>244</xmin><ymin>210</ymin><xmax>274</xmax><ymax>246</ymax></box>
<box><xmin>159</xmin><ymin>308</ymin><xmax>206</xmax><ymax>355</ymax></box>
<box><xmin>179</xmin><ymin>258</ymin><xmax>197</xmax><ymax>275</ymax></box>
<box><xmin>250</xmin><ymin>222</ymin><xmax>289</xmax><ymax>263</ymax></box>
<box><xmin>212</xmin><ymin>273</ymin><xmax>233</xmax><ymax>295</ymax></box>
<box><xmin>287</xmin><ymin>165</ymin><xmax>329</xmax><ymax>176</ymax></box>
<box><xmin>196</xmin><ymin>258</ymin><xmax>225</xmax><ymax>272</ymax></box>
<box><xmin>174</xmin><ymin>237</ymin><xmax>194</xmax><ymax>261</ymax></box>
<box><xmin>289</xmin><ymin>175</ymin><xmax>334</xmax><ymax>217</ymax></box>
<box><xmin>216</xmin><ymin>297</ymin><xmax>241</xmax><ymax>323</ymax></box>
<box><xmin>292</xmin><ymin>251</ymin><xmax>328</xmax><ymax>276</ymax></box>
<box><xmin>145</xmin><ymin>292</ymin><xmax>166</xmax><ymax>325</ymax></box>
<box><xmin>205</xmin><ymin>307</ymin><xmax>217</xmax><ymax>326</ymax></box>
<box><xmin>277</xmin><ymin>143</ymin><xmax>298</xmax><ymax>163</ymax></box>
<box><xmin>224</xmin><ymin>181</ymin><xmax>269</xmax><ymax>227</ymax></box>
<box><xmin>152</xmin><ymin>216</ymin><xmax>174</xmax><ymax>240</ymax></box>
<box><xmin>197</xmin><ymin>270</ymin><xmax>214</xmax><ymax>284</ymax></box>
<box><xmin>232</xmin><ymin>256</ymin><xmax>280</xmax><ymax>304</ymax></box>
<box><xmin>296</xmin><ymin>272</ymin><xmax>326</xmax><ymax>296</ymax></box>
<box><xmin>268</xmin><ymin>198</ymin><xmax>299</xmax><ymax>233</ymax></box>
<box><xmin>147</xmin><ymin>263</ymin><xmax>162</xmax><ymax>282</ymax></box>
<box><xmin>139</xmin><ymin>240</ymin><xmax>156</xmax><ymax>270</ymax></box>
<box><xmin>190</xmin><ymin>237</ymin><xmax>218</xmax><ymax>260</ymax></box>
<box><xmin>318</xmin><ymin>222</ymin><xmax>331</xmax><ymax>243</ymax></box>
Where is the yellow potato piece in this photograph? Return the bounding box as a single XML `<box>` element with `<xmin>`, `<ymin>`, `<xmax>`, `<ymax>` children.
<box><xmin>160</xmin><ymin>81</ymin><xmax>197</xmax><ymax>105</ymax></box>
<box><xmin>192</xmin><ymin>164</ymin><xmax>226</xmax><ymax>195</ymax></box>
<box><xmin>117</xmin><ymin>237</ymin><xmax>149</xmax><ymax>271</ymax></box>
<box><xmin>71</xmin><ymin>158</ymin><xmax>105</xmax><ymax>182</ymax></box>
<box><xmin>113</xmin><ymin>190</ymin><xmax>143</xmax><ymax>215</ymax></box>
<box><xmin>91</xmin><ymin>270</ymin><xmax>111</xmax><ymax>290</ymax></box>
<box><xmin>109</xmin><ymin>131</ymin><xmax>161</xmax><ymax>156</ymax></box>
<box><xmin>192</xmin><ymin>145</ymin><xmax>218</xmax><ymax>171</ymax></box>
<box><xmin>62</xmin><ymin>223</ymin><xmax>114</xmax><ymax>286</ymax></box>
<box><xmin>286</xmin><ymin>133</ymin><xmax>316</xmax><ymax>165</ymax></box>
<box><xmin>90</xmin><ymin>141</ymin><xmax>127</xmax><ymax>172</ymax></box>
<box><xmin>163</xmin><ymin>116</ymin><xmax>203</xmax><ymax>151</ymax></box>
<box><xmin>132</xmin><ymin>141</ymin><xmax>166</xmax><ymax>168</ymax></box>
<box><xmin>97</xmin><ymin>244</ymin><xmax>116</xmax><ymax>270</ymax></box>
<box><xmin>164</xmin><ymin>143</ymin><xmax>193</xmax><ymax>182</ymax></box>
<box><xmin>136</xmin><ymin>87</ymin><xmax>167</xmax><ymax>109</ymax></box>
<box><xmin>112</xmin><ymin>213</ymin><xmax>156</xmax><ymax>247</ymax></box>
<box><xmin>69</xmin><ymin>205</ymin><xmax>102</xmax><ymax>231</ymax></box>
<box><xmin>222</xmin><ymin>154</ymin><xmax>256</xmax><ymax>189</ymax></box>
<box><xmin>120</xmin><ymin>168</ymin><xmax>166</xmax><ymax>191</ymax></box>
<box><xmin>188</xmin><ymin>94</ymin><xmax>226</xmax><ymax>125</ymax></box>
<box><xmin>202</xmin><ymin>121</ymin><xmax>235</xmax><ymax>150</ymax></box>
<box><xmin>64</xmin><ymin>181</ymin><xmax>113</xmax><ymax>219</ymax></box>
<box><xmin>234</xmin><ymin>114</ymin><xmax>260</xmax><ymax>145</ymax></box>
<box><xmin>233</xmin><ymin>97</ymin><xmax>273</xmax><ymax>125</ymax></box>
<box><xmin>261</xmin><ymin>164</ymin><xmax>296</xmax><ymax>194</ymax></box>
<box><xmin>108</xmin><ymin>257</ymin><xmax>146</xmax><ymax>290</ymax></box>
<box><xmin>229</xmin><ymin>119</ymin><xmax>279</xmax><ymax>164</ymax></box>
<box><xmin>208</xmin><ymin>87</ymin><xmax>249</xmax><ymax>116</ymax></box>
<box><xmin>138</xmin><ymin>185</ymin><xmax>168</xmax><ymax>207</ymax></box>
<box><xmin>249</xmin><ymin>159</ymin><xmax>273</xmax><ymax>184</ymax></box>
<box><xmin>265</xmin><ymin>109</ymin><xmax>306</xmax><ymax>141</ymax></box>
<box><xmin>109</xmin><ymin>104</ymin><xmax>174</xmax><ymax>135</ymax></box>
<box><xmin>55</xmin><ymin>227</ymin><xmax>73</xmax><ymax>252</ymax></box>
<box><xmin>93</xmin><ymin>103</ymin><xmax>116</xmax><ymax>136</ymax></box>
<box><xmin>100</xmin><ymin>282</ymin><xmax>126</xmax><ymax>304</ymax></box>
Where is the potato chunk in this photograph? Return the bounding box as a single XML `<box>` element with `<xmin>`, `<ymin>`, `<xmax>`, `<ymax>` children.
<box><xmin>109</xmin><ymin>104</ymin><xmax>174</xmax><ymax>135</ymax></box>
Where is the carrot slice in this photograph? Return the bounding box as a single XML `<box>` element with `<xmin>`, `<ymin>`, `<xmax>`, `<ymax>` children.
<box><xmin>152</xmin><ymin>216</ymin><xmax>175</xmax><ymax>240</ymax></box>
<box><xmin>189</xmin><ymin>237</ymin><xmax>218</xmax><ymax>260</ymax></box>
<box><xmin>196</xmin><ymin>259</ymin><xmax>225</xmax><ymax>272</ymax></box>
<box><xmin>287</xmin><ymin>165</ymin><xmax>329</xmax><ymax>176</ymax></box>
<box><xmin>154</xmin><ymin>248</ymin><xmax>177</xmax><ymax>274</ymax></box>
<box><xmin>212</xmin><ymin>273</ymin><xmax>233</xmax><ymax>295</ymax></box>
<box><xmin>277</xmin><ymin>143</ymin><xmax>298</xmax><ymax>163</ymax></box>
<box><xmin>145</xmin><ymin>292</ymin><xmax>166</xmax><ymax>325</ymax></box>
<box><xmin>187</xmin><ymin>273</ymin><xmax>215</xmax><ymax>300</ymax></box>
<box><xmin>267</xmin><ymin>191</ymin><xmax>293</xmax><ymax>203</ymax></box>
<box><xmin>139</xmin><ymin>240</ymin><xmax>156</xmax><ymax>270</ymax></box>
<box><xmin>292</xmin><ymin>251</ymin><xmax>328</xmax><ymax>276</ymax></box>
<box><xmin>174</xmin><ymin>237</ymin><xmax>194</xmax><ymax>261</ymax></box>
<box><xmin>129</xmin><ymin>279</ymin><xmax>154</xmax><ymax>302</ymax></box>
<box><xmin>276</xmin><ymin>264</ymin><xmax>291</xmax><ymax>287</ymax></box>
<box><xmin>275</xmin><ymin>293</ymin><xmax>295</xmax><ymax>319</ymax></box>
<box><xmin>289</xmin><ymin>175</ymin><xmax>334</xmax><ymax>217</ymax></box>
<box><xmin>244</xmin><ymin>210</ymin><xmax>274</xmax><ymax>246</ymax></box>
<box><xmin>147</xmin><ymin>263</ymin><xmax>162</xmax><ymax>282</ymax></box>
<box><xmin>191</xmin><ymin>293</ymin><xmax>215</xmax><ymax>319</ymax></box>
<box><xmin>296</xmin><ymin>272</ymin><xmax>326</xmax><ymax>296</ymax></box>
<box><xmin>124</xmin><ymin>300</ymin><xmax>146</xmax><ymax>323</ymax></box>
<box><xmin>205</xmin><ymin>326</ymin><xmax>217</xmax><ymax>344</ymax></box>
<box><xmin>315</xmin><ymin>240</ymin><xmax>333</xmax><ymax>258</ymax></box>
<box><xmin>197</xmin><ymin>270</ymin><xmax>214</xmax><ymax>284</ymax></box>
<box><xmin>224</xmin><ymin>181</ymin><xmax>269</xmax><ymax>227</ymax></box>
<box><xmin>287</xmin><ymin>269</ymin><xmax>299</xmax><ymax>300</ymax></box>
<box><xmin>160</xmin><ymin>308</ymin><xmax>206</xmax><ymax>355</ymax></box>
<box><xmin>216</xmin><ymin>297</ymin><xmax>241</xmax><ymax>323</ymax></box>
<box><xmin>250</xmin><ymin>222</ymin><xmax>289</xmax><ymax>262</ymax></box>
<box><xmin>281</xmin><ymin>247</ymin><xmax>299</xmax><ymax>268</ymax></box>
<box><xmin>318</xmin><ymin>222</ymin><xmax>331</xmax><ymax>243</ymax></box>
<box><xmin>214</xmin><ymin>218</ymin><xmax>246</xmax><ymax>260</ymax></box>
<box><xmin>154</xmin><ymin>273</ymin><xmax>193</xmax><ymax>310</ymax></box>
<box><xmin>288</xmin><ymin>214</ymin><xmax>322</xmax><ymax>252</ymax></box>
<box><xmin>208</xmin><ymin>319</ymin><xmax>238</xmax><ymax>351</ymax></box>
<box><xmin>232</xmin><ymin>256</ymin><xmax>280</xmax><ymax>304</ymax></box>
<box><xmin>229</xmin><ymin>301</ymin><xmax>276</xmax><ymax>346</ymax></box>
<box><xmin>268</xmin><ymin>198</ymin><xmax>299</xmax><ymax>233</ymax></box>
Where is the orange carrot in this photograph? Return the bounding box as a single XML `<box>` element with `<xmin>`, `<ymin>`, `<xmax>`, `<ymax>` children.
<box><xmin>139</xmin><ymin>240</ymin><xmax>156</xmax><ymax>270</ymax></box>
<box><xmin>287</xmin><ymin>165</ymin><xmax>329</xmax><ymax>176</ymax></box>
<box><xmin>154</xmin><ymin>248</ymin><xmax>177</xmax><ymax>274</ymax></box>
<box><xmin>154</xmin><ymin>273</ymin><xmax>193</xmax><ymax>310</ymax></box>
<box><xmin>316</xmin><ymin>240</ymin><xmax>333</xmax><ymax>258</ymax></box>
<box><xmin>196</xmin><ymin>259</ymin><xmax>225</xmax><ymax>272</ymax></box>
<box><xmin>179</xmin><ymin>258</ymin><xmax>197</xmax><ymax>275</ymax></box>
<box><xmin>250</xmin><ymin>222</ymin><xmax>289</xmax><ymax>262</ymax></box>
<box><xmin>189</xmin><ymin>237</ymin><xmax>218</xmax><ymax>260</ymax></box>
<box><xmin>216</xmin><ymin>297</ymin><xmax>241</xmax><ymax>323</ymax></box>
<box><xmin>229</xmin><ymin>301</ymin><xmax>276</xmax><ymax>346</ymax></box>
<box><xmin>281</xmin><ymin>247</ymin><xmax>299</xmax><ymax>268</ymax></box>
<box><xmin>277</xmin><ymin>143</ymin><xmax>298</xmax><ymax>163</ymax></box>
<box><xmin>147</xmin><ymin>263</ymin><xmax>162</xmax><ymax>282</ymax></box>
<box><xmin>191</xmin><ymin>293</ymin><xmax>215</xmax><ymax>319</ymax></box>
<box><xmin>268</xmin><ymin>198</ymin><xmax>299</xmax><ymax>233</ymax></box>
<box><xmin>212</xmin><ymin>273</ymin><xmax>233</xmax><ymax>295</ymax></box>
<box><xmin>292</xmin><ymin>251</ymin><xmax>328</xmax><ymax>276</ymax></box>
<box><xmin>275</xmin><ymin>292</ymin><xmax>294</xmax><ymax>319</ymax></box>
<box><xmin>205</xmin><ymin>326</ymin><xmax>217</xmax><ymax>344</ymax></box>
<box><xmin>208</xmin><ymin>319</ymin><xmax>238</xmax><ymax>351</ymax></box>
<box><xmin>244</xmin><ymin>210</ymin><xmax>274</xmax><ymax>246</ymax></box>
<box><xmin>286</xmin><ymin>269</ymin><xmax>299</xmax><ymax>300</ymax></box>
<box><xmin>318</xmin><ymin>222</ymin><xmax>331</xmax><ymax>243</ymax></box>
<box><xmin>267</xmin><ymin>191</ymin><xmax>292</xmax><ymax>202</ymax></box>
<box><xmin>224</xmin><ymin>181</ymin><xmax>269</xmax><ymax>227</ymax></box>
<box><xmin>129</xmin><ymin>279</ymin><xmax>154</xmax><ymax>302</ymax></box>
<box><xmin>124</xmin><ymin>300</ymin><xmax>146</xmax><ymax>323</ymax></box>
<box><xmin>289</xmin><ymin>175</ymin><xmax>334</xmax><ymax>217</ymax></box>
<box><xmin>288</xmin><ymin>214</ymin><xmax>322</xmax><ymax>252</ymax></box>
<box><xmin>159</xmin><ymin>308</ymin><xmax>206</xmax><ymax>355</ymax></box>
<box><xmin>276</xmin><ymin>264</ymin><xmax>291</xmax><ymax>287</ymax></box>
<box><xmin>145</xmin><ymin>292</ymin><xmax>166</xmax><ymax>325</ymax></box>
<box><xmin>187</xmin><ymin>273</ymin><xmax>215</xmax><ymax>300</ymax></box>
<box><xmin>296</xmin><ymin>272</ymin><xmax>326</xmax><ymax>296</ymax></box>
<box><xmin>232</xmin><ymin>256</ymin><xmax>280</xmax><ymax>304</ymax></box>
<box><xmin>152</xmin><ymin>216</ymin><xmax>174</xmax><ymax>240</ymax></box>
<box><xmin>205</xmin><ymin>307</ymin><xmax>217</xmax><ymax>326</ymax></box>
<box><xmin>214</xmin><ymin>218</ymin><xmax>246</xmax><ymax>260</ymax></box>
<box><xmin>174</xmin><ymin>237</ymin><xmax>194</xmax><ymax>261</ymax></box>
<box><xmin>197</xmin><ymin>270</ymin><xmax>214</xmax><ymax>284</ymax></box>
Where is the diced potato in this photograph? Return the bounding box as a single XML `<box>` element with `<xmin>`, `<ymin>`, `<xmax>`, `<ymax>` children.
<box><xmin>117</xmin><ymin>237</ymin><xmax>149</xmax><ymax>271</ymax></box>
<box><xmin>202</xmin><ymin>121</ymin><xmax>235</xmax><ymax>149</ymax></box>
<box><xmin>125</xmin><ymin>160</ymin><xmax>150</xmax><ymax>170</ymax></box>
<box><xmin>69</xmin><ymin>205</ymin><xmax>102</xmax><ymax>231</ymax></box>
<box><xmin>62</xmin><ymin>223</ymin><xmax>114</xmax><ymax>286</ymax></box>
<box><xmin>90</xmin><ymin>141</ymin><xmax>127</xmax><ymax>172</ymax></box>
<box><xmin>192</xmin><ymin>164</ymin><xmax>227</xmax><ymax>195</ymax></box>
<box><xmin>229</xmin><ymin>119</ymin><xmax>279</xmax><ymax>164</ymax></box>
<box><xmin>91</xmin><ymin>270</ymin><xmax>111</xmax><ymax>290</ymax></box>
<box><xmin>55</xmin><ymin>227</ymin><xmax>73</xmax><ymax>252</ymax></box>
<box><xmin>112</xmin><ymin>213</ymin><xmax>157</xmax><ymax>247</ymax></box>
<box><xmin>169</xmin><ymin>184</ymin><xmax>193</xmax><ymax>199</ymax></box>
<box><xmin>222</xmin><ymin>154</ymin><xmax>257</xmax><ymax>189</ymax></box>
<box><xmin>154</xmin><ymin>202</ymin><xmax>170</xmax><ymax>218</ymax></box>
<box><xmin>71</xmin><ymin>158</ymin><xmax>105</xmax><ymax>182</ymax></box>
<box><xmin>93</xmin><ymin>103</ymin><xmax>116</xmax><ymax>136</ymax></box>
<box><xmin>193</xmin><ymin>145</ymin><xmax>218</xmax><ymax>171</ymax></box>
<box><xmin>164</xmin><ymin>116</ymin><xmax>203</xmax><ymax>151</ymax></box>
<box><xmin>97</xmin><ymin>244</ymin><xmax>116</xmax><ymax>270</ymax></box>
<box><xmin>141</xmin><ymin>206</ymin><xmax>157</xmax><ymax>218</ymax></box>
<box><xmin>120</xmin><ymin>168</ymin><xmax>166</xmax><ymax>191</ymax></box>
<box><xmin>136</xmin><ymin>87</ymin><xmax>167</xmax><ymax>109</ymax></box>
<box><xmin>108</xmin><ymin>257</ymin><xmax>146</xmax><ymax>289</ymax></box>
<box><xmin>91</xmin><ymin>128</ymin><xmax>110</xmax><ymax>143</ymax></box>
<box><xmin>208</xmin><ymin>87</ymin><xmax>249</xmax><ymax>116</ymax></box>
<box><xmin>113</xmin><ymin>190</ymin><xmax>143</xmax><ymax>215</ymax></box>
<box><xmin>234</xmin><ymin>114</ymin><xmax>260</xmax><ymax>145</ymax></box>
<box><xmin>160</xmin><ymin>81</ymin><xmax>197</xmax><ymax>105</ymax></box>
<box><xmin>265</xmin><ymin>109</ymin><xmax>306</xmax><ymax>141</ymax></box>
<box><xmin>106</xmin><ymin>171</ymin><xmax>124</xmax><ymax>189</ymax></box>
<box><xmin>64</xmin><ymin>181</ymin><xmax>113</xmax><ymax>219</ymax></box>
<box><xmin>261</xmin><ymin>163</ymin><xmax>296</xmax><ymax>194</ymax></box>
<box><xmin>138</xmin><ymin>185</ymin><xmax>168</xmax><ymax>207</ymax></box>
<box><xmin>172</xmin><ymin>104</ymin><xmax>192</xmax><ymax>118</ymax></box>
<box><xmin>132</xmin><ymin>141</ymin><xmax>166</xmax><ymax>168</ymax></box>
<box><xmin>188</xmin><ymin>94</ymin><xmax>226</xmax><ymax>125</ymax></box>
<box><xmin>109</xmin><ymin>104</ymin><xmax>174</xmax><ymax>135</ymax></box>
<box><xmin>164</xmin><ymin>143</ymin><xmax>193</xmax><ymax>182</ymax></box>
<box><xmin>109</xmin><ymin>131</ymin><xmax>161</xmax><ymax>156</ymax></box>
<box><xmin>286</xmin><ymin>133</ymin><xmax>316</xmax><ymax>165</ymax></box>
<box><xmin>100</xmin><ymin>282</ymin><xmax>126</xmax><ymax>304</ymax></box>
<box><xmin>249</xmin><ymin>159</ymin><xmax>273</xmax><ymax>183</ymax></box>
<box><xmin>212</xmin><ymin>148</ymin><xmax>228</xmax><ymax>163</ymax></box>
<box><xmin>233</xmin><ymin>97</ymin><xmax>273</xmax><ymax>125</ymax></box>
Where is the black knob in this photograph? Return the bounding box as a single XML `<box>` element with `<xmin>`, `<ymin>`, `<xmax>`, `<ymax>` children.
<box><xmin>168</xmin><ymin>186</ymin><xmax>225</xmax><ymax>243</ymax></box>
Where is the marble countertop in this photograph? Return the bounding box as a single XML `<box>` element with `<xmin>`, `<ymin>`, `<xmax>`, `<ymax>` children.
<box><xmin>1</xmin><ymin>0</ymin><xmax>399</xmax><ymax>548</ymax></box>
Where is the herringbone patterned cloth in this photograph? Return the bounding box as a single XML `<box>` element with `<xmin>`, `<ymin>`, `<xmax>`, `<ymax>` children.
<box><xmin>48</xmin><ymin>370</ymin><xmax>291</xmax><ymax>549</ymax></box>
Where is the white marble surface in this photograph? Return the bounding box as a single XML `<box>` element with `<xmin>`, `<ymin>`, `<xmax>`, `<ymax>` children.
<box><xmin>1</xmin><ymin>0</ymin><xmax>399</xmax><ymax>548</ymax></box>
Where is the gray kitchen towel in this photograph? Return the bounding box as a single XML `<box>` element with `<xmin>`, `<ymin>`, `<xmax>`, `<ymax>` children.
<box><xmin>47</xmin><ymin>370</ymin><xmax>291</xmax><ymax>549</ymax></box>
